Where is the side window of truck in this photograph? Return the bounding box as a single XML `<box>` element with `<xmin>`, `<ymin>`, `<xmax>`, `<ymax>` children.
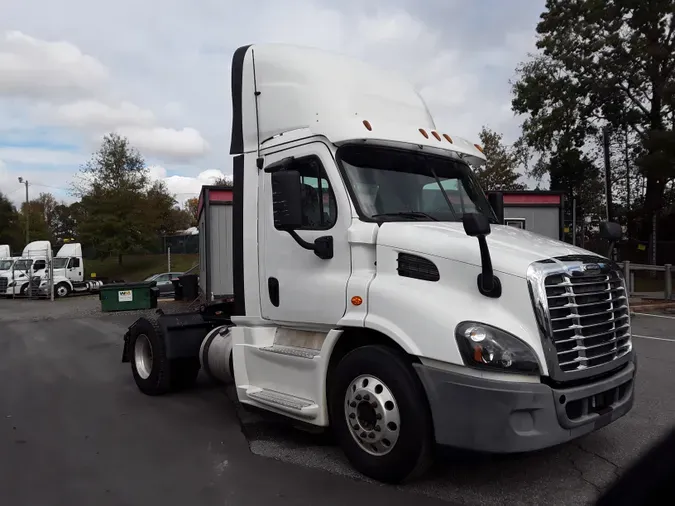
<box><xmin>288</xmin><ymin>156</ymin><xmax>337</xmax><ymax>230</ymax></box>
<box><xmin>33</xmin><ymin>260</ymin><xmax>46</xmax><ymax>271</ymax></box>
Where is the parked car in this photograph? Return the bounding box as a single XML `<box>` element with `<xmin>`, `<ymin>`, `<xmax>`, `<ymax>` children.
<box><xmin>143</xmin><ymin>272</ymin><xmax>184</xmax><ymax>297</ymax></box>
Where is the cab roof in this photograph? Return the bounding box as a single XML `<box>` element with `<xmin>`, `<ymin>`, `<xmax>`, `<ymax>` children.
<box><xmin>229</xmin><ymin>43</ymin><xmax>486</xmax><ymax>167</ymax></box>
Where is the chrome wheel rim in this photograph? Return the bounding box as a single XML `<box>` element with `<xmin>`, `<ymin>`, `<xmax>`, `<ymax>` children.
<box><xmin>344</xmin><ymin>374</ymin><xmax>400</xmax><ymax>456</ymax></box>
<box><xmin>57</xmin><ymin>286</ymin><xmax>68</xmax><ymax>297</ymax></box>
<box><xmin>134</xmin><ymin>334</ymin><xmax>153</xmax><ymax>380</ymax></box>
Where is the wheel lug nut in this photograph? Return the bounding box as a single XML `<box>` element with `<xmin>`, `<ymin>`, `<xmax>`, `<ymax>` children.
<box><xmin>350</xmin><ymin>402</ymin><xmax>357</xmax><ymax>408</ymax></box>
<box><xmin>371</xmin><ymin>402</ymin><xmax>377</xmax><ymax>408</ymax></box>
<box><xmin>374</xmin><ymin>426</ymin><xmax>381</xmax><ymax>432</ymax></box>
<box><xmin>349</xmin><ymin>413</ymin><xmax>355</xmax><ymax>419</ymax></box>
<box><xmin>368</xmin><ymin>433</ymin><xmax>375</xmax><ymax>439</ymax></box>
<box><xmin>360</xmin><ymin>432</ymin><xmax>367</xmax><ymax>438</ymax></box>
<box><xmin>352</xmin><ymin>424</ymin><xmax>359</xmax><ymax>430</ymax></box>
<box><xmin>355</xmin><ymin>394</ymin><xmax>362</xmax><ymax>401</ymax></box>
<box><xmin>363</xmin><ymin>394</ymin><xmax>370</xmax><ymax>401</ymax></box>
<box><xmin>376</xmin><ymin>414</ymin><xmax>382</xmax><ymax>420</ymax></box>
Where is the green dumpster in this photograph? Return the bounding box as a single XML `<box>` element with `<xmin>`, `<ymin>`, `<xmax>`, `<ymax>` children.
<box><xmin>99</xmin><ymin>281</ymin><xmax>159</xmax><ymax>312</ymax></box>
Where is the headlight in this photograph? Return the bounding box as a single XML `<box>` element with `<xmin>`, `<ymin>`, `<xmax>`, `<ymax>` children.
<box><xmin>455</xmin><ymin>322</ymin><xmax>540</xmax><ymax>375</ymax></box>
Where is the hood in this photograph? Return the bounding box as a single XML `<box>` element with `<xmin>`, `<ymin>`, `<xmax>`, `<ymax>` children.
<box><xmin>377</xmin><ymin>222</ymin><xmax>598</xmax><ymax>277</ymax></box>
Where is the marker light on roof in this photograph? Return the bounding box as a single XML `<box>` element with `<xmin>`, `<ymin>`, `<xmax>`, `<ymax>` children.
<box><xmin>432</xmin><ymin>131</ymin><xmax>442</xmax><ymax>141</ymax></box>
<box><xmin>363</xmin><ymin>120</ymin><xmax>372</xmax><ymax>131</ymax></box>
<box><xmin>443</xmin><ymin>134</ymin><xmax>453</xmax><ymax>143</ymax></box>
<box><xmin>419</xmin><ymin>128</ymin><xmax>429</xmax><ymax>139</ymax></box>
<box><xmin>474</xmin><ymin>144</ymin><xmax>484</xmax><ymax>153</ymax></box>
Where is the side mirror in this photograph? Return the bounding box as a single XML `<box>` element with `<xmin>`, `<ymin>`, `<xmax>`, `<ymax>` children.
<box><xmin>487</xmin><ymin>192</ymin><xmax>504</xmax><ymax>224</ymax></box>
<box><xmin>462</xmin><ymin>212</ymin><xmax>491</xmax><ymax>237</ymax></box>
<box><xmin>271</xmin><ymin>170</ymin><xmax>303</xmax><ymax>230</ymax></box>
<box><xmin>600</xmin><ymin>221</ymin><xmax>622</xmax><ymax>242</ymax></box>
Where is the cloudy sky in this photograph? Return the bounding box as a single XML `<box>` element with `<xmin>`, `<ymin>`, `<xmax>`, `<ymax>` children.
<box><xmin>0</xmin><ymin>0</ymin><xmax>545</xmax><ymax>207</ymax></box>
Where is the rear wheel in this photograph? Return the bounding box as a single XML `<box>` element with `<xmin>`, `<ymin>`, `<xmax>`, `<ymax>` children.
<box><xmin>130</xmin><ymin>319</ymin><xmax>171</xmax><ymax>395</ymax></box>
<box><xmin>329</xmin><ymin>345</ymin><xmax>434</xmax><ymax>484</ymax></box>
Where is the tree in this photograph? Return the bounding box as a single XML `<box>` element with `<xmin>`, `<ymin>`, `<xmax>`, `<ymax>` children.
<box><xmin>0</xmin><ymin>192</ymin><xmax>22</xmax><ymax>251</ymax></box>
<box><xmin>512</xmin><ymin>0</ymin><xmax>675</xmax><ymax>241</ymax></box>
<box><xmin>474</xmin><ymin>127</ymin><xmax>527</xmax><ymax>191</ymax></box>
<box><xmin>75</xmin><ymin>133</ymin><xmax>185</xmax><ymax>264</ymax></box>
<box><xmin>213</xmin><ymin>176</ymin><xmax>233</xmax><ymax>187</ymax></box>
<box><xmin>185</xmin><ymin>197</ymin><xmax>199</xmax><ymax>226</ymax></box>
<box><xmin>19</xmin><ymin>200</ymin><xmax>51</xmax><ymax>243</ymax></box>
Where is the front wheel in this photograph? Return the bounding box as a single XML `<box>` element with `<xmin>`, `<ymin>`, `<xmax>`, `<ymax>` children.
<box><xmin>329</xmin><ymin>345</ymin><xmax>434</xmax><ymax>484</ymax></box>
<box><xmin>55</xmin><ymin>283</ymin><xmax>71</xmax><ymax>298</ymax></box>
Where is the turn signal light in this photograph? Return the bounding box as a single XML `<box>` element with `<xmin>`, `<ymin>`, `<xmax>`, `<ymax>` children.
<box><xmin>474</xmin><ymin>143</ymin><xmax>484</xmax><ymax>153</ymax></box>
<box><xmin>419</xmin><ymin>128</ymin><xmax>429</xmax><ymax>139</ymax></box>
<box><xmin>363</xmin><ymin>120</ymin><xmax>372</xmax><ymax>131</ymax></box>
<box><xmin>431</xmin><ymin>131</ymin><xmax>442</xmax><ymax>141</ymax></box>
<box><xmin>443</xmin><ymin>134</ymin><xmax>453</xmax><ymax>143</ymax></box>
<box><xmin>351</xmin><ymin>296</ymin><xmax>363</xmax><ymax>306</ymax></box>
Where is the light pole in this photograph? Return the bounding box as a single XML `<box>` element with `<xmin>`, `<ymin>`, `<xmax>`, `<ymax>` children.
<box><xmin>18</xmin><ymin>177</ymin><xmax>29</xmax><ymax>244</ymax></box>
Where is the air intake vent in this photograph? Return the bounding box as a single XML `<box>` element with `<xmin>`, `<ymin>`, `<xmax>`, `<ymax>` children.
<box><xmin>397</xmin><ymin>253</ymin><xmax>439</xmax><ymax>282</ymax></box>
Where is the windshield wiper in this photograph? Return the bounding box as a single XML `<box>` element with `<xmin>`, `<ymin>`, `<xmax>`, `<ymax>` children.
<box><xmin>372</xmin><ymin>211</ymin><xmax>439</xmax><ymax>221</ymax></box>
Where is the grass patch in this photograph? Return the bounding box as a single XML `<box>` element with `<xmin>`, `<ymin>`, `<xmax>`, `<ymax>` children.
<box><xmin>85</xmin><ymin>254</ymin><xmax>198</xmax><ymax>282</ymax></box>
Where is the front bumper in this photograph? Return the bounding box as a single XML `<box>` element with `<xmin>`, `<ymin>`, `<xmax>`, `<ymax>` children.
<box><xmin>414</xmin><ymin>356</ymin><xmax>636</xmax><ymax>453</ymax></box>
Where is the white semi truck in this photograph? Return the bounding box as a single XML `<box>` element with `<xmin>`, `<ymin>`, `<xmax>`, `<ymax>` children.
<box><xmin>38</xmin><ymin>242</ymin><xmax>103</xmax><ymax>297</ymax></box>
<box><xmin>0</xmin><ymin>240</ymin><xmax>51</xmax><ymax>296</ymax></box>
<box><xmin>122</xmin><ymin>43</ymin><xmax>635</xmax><ymax>483</ymax></box>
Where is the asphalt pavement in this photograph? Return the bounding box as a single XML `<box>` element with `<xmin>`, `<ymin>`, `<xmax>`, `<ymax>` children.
<box><xmin>1</xmin><ymin>297</ymin><xmax>674</xmax><ymax>506</ymax></box>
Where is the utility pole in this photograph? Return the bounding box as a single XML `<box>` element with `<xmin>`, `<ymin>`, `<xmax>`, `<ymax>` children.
<box><xmin>602</xmin><ymin>126</ymin><xmax>612</xmax><ymax>222</ymax></box>
<box><xmin>18</xmin><ymin>177</ymin><xmax>29</xmax><ymax>244</ymax></box>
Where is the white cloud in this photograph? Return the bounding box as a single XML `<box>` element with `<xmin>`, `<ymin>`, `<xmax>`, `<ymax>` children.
<box><xmin>51</xmin><ymin>99</ymin><xmax>155</xmax><ymax>129</ymax></box>
<box><xmin>147</xmin><ymin>165</ymin><xmax>231</xmax><ymax>203</ymax></box>
<box><xmin>0</xmin><ymin>30</ymin><xmax>108</xmax><ymax>99</ymax></box>
<box><xmin>116</xmin><ymin>127</ymin><xmax>209</xmax><ymax>160</ymax></box>
<box><xmin>0</xmin><ymin>146</ymin><xmax>84</xmax><ymax>166</ymax></box>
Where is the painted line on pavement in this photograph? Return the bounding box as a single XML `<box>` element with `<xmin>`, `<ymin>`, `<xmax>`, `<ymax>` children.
<box><xmin>632</xmin><ymin>312</ymin><xmax>675</xmax><ymax>320</ymax></box>
<box><xmin>633</xmin><ymin>334</ymin><xmax>675</xmax><ymax>343</ymax></box>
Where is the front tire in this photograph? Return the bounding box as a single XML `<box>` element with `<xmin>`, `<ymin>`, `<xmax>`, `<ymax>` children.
<box><xmin>55</xmin><ymin>283</ymin><xmax>71</xmax><ymax>298</ymax></box>
<box><xmin>329</xmin><ymin>345</ymin><xmax>434</xmax><ymax>484</ymax></box>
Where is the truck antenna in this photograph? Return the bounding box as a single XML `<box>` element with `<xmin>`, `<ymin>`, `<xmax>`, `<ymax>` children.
<box><xmin>251</xmin><ymin>49</ymin><xmax>263</xmax><ymax>170</ymax></box>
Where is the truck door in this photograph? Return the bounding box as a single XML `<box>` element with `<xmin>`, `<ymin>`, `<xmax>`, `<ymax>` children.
<box><xmin>67</xmin><ymin>257</ymin><xmax>83</xmax><ymax>282</ymax></box>
<box><xmin>259</xmin><ymin>141</ymin><xmax>352</xmax><ymax>325</ymax></box>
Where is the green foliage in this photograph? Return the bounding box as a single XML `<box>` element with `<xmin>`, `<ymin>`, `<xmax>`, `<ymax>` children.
<box><xmin>475</xmin><ymin>127</ymin><xmax>527</xmax><ymax>191</ymax></box>
<box><xmin>85</xmin><ymin>253</ymin><xmax>198</xmax><ymax>282</ymax></box>
<box><xmin>512</xmin><ymin>0</ymin><xmax>675</xmax><ymax>237</ymax></box>
<box><xmin>75</xmin><ymin>132</ymin><xmax>189</xmax><ymax>264</ymax></box>
<box><xmin>185</xmin><ymin>197</ymin><xmax>199</xmax><ymax>227</ymax></box>
<box><xmin>0</xmin><ymin>192</ymin><xmax>22</xmax><ymax>251</ymax></box>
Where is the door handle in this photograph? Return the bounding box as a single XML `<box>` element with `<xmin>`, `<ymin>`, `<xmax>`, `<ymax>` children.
<box><xmin>268</xmin><ymin>277</ymin><xmax>280</xmax><ymax>307</ymax></box>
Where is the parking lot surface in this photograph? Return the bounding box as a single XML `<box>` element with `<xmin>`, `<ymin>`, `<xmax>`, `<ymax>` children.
<box><xmin>1</xmin><ymin>296</ymin><xmax>674</xmax><ymax>506</ymax></box>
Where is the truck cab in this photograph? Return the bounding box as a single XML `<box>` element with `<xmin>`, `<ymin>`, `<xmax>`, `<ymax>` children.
<box><xmin>0</xmin><ymin>241</ymin><xmax>51</xmax><ymax>296</ymax></box>
<box><xmin>39</xmin><ymin>242</ymin><xmax>101</xmax><ymax>297</ymax></box>
<box><xmin>123</xmin><ymin>43</ymin><xmax>635</xmax><ymax>484</ymax></box>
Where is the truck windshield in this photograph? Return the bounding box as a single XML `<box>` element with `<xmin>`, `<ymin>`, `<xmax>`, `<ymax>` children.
<box><xmin>14</xmin><ymin>260</ymin><xmax>33</xmax><ymax>271</ymax></box>
<box><xmin>53</xmin><ymin>258</ymin><xmax>69</xmax><ymax>269</ymax></box>
<box><xmin>0</xmin><ymin>260</ymin><xmax>13</xmax><ymax>270</ymax></box>
<box><xmin>337</xmin><ymin>145</ymin><xmax>497</xmax><ymax>223</ymax></box>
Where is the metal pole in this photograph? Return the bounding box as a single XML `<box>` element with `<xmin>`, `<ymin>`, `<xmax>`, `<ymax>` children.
<box><xmin>665</xmin><ymin>264</ymin><xmax>672</xmax><ymax>300</ymax></box>
<box><xmin>630</xmin><ymin>271</ymin><xmax>635</xmax><ymax>296</ymax></box>
<box><xmin>168</xmin><ymin>245</ymin><xmax>171</xmax><ymax>272</ymax></box>
<box><xmin>572</xmin><ymin>197</ymin><xmax>577</xmax><ymax>246</ymax></box>
<box><xmin>623</xmin><ymin>260</ymin><xmax>630</xmax><ymax>289</ymax></box>
<box><xmin>603</xmin><ymin>125</ymin><xmax>612</xmax><ymax>222</ymax></box>
<box><xmin>50</xmin><ymin>252</ymin><xmax>54</xmax><ymax>302</ymax></box>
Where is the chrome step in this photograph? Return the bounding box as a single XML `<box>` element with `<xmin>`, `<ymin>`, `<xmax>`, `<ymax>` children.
<box><xmin>259</xmin><ymin>345</ymin><xmax>319</xmax><ymax>359</ymax></box>
<box><xmin>246</xmin><ymin>388</ymin><xmax>319</xmax><ymax>419</ymax></box>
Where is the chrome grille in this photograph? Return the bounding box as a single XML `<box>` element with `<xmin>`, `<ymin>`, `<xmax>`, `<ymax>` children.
<box><xmin>545</xmin><ymin>270</ymin><xmax>631</xmax><ymax>372</ymax></box>
<box><xmin>527</xmin><ymin>255</ymin><xmax>633</xmax><ymax>381</ymax></box>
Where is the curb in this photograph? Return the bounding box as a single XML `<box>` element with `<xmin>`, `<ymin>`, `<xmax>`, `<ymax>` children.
<box><xmin>630</xmin><ymin>302</ymin><xmax>675</xmax><ymax>314</ymax></box>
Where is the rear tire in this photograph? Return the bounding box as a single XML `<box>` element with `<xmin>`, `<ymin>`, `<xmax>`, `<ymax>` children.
<box><xmin>129</xmin><ymin>318</ymin><xmax>172</xmax><ymax>396</ymax></box>
<box><xmin>329</xmin><ymin>345</ymin><xmax>434</xmax><ymax>484</ymax></box>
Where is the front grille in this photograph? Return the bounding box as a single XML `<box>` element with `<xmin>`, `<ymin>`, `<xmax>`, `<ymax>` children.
<box><xmin>565</xmin><ymin>378</ymin><xmax>633</xmax><ymax>421</ymax></box>
<box><xmin>0</xmin><ymin>277</ymin><xmax>7</xmax><ymax>294</ymax></box>
<box><xmin>545</xmin><ymin>270</ymin><xmax>631</xmax><ymax>372</ymax></box>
